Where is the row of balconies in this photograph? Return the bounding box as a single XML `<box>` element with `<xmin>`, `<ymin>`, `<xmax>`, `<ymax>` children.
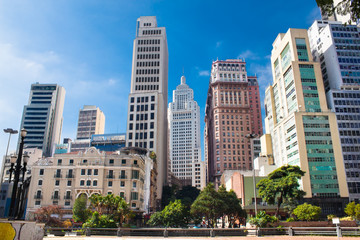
<box><xmin>34</xmin><ymin>194</ymin><xmax>72</xmax><ymax>200</ymax></box>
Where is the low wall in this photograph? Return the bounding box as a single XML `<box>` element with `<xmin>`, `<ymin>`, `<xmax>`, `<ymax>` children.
<box><xmin>274</xmin><ymin>221</ymin><xmax>357</xmax><ymax>227</ymax></box>
<box><xmin>0</xmin><ymin>220</ymin><xmax>44</xmax><ymax>240</ymax></box>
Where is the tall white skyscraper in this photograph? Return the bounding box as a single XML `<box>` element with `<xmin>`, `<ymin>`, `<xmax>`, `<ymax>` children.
<box><xmin>126</xmin><ymin>16</ymin><xmax>168</xmax><ymax>204</ymax></box>
<box><xmin>308</xmin><ymin>20</ymin><xmax>360</xmax><ymax>202</ymax></box>
<box><xmin>168</xmin><ymin>76</ymin><xmax>205</xmax><ymax>189</ymax></box>
<box><xmin>18</xmin><ymin>83</ymin><xmax>65</xmax><ymax>157</ymax></box>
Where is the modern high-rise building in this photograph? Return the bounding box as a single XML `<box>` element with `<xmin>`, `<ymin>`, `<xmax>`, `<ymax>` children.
<box><xmin>308</xmin><ymin>20</ymin><xmax>360</xmax><ymax>202</ymax></box>
<box><xmin>168</xmin><ymin>76</ymin><xmax>205</xmax><ymax>189</ymax></box>
<box><xmin>18</xmin><ymin>83</ymin><xmax>65</xmax><ymax>157</ymax></box>
<box><xmin>264</xmin><ymin>28</ymin><xmax>348</xmax><ymax>215</ymax></box>
<box><xmin>126</xmin><ymin>16</ymin><xmax>168</xmax><ymax>205</ymax></box>
<box><xmin>205</xmin><ymin>59</ymin><xmax>263</xmax><ymax>187</ymax></box>
<box><xmin>76</xmin><ymin>105</ymin><xmax>105</xmax><ymax>140</ymax></box>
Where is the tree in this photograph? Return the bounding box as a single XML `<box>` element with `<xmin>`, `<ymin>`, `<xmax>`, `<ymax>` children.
<box><xmin>190</xmin><ymin>183</ymin><xmax>224</xmax><ymax>228</ymax></box>
<box><xmin>148</xmin><ymin>200</ymin><xmax>187</xmax><ymax>227</ymax></box>
<box><xmin>249</xmin><ymin>211</ymin><xmax>278</xmax><ymax>228</ymax></box>
<box><xmin>257</xmin><ymin>165</ymin><xmax>305</xmax><ymax>216</ymax></box>
<box><xmin>345</xmin><ymin>201</ymin><xmax>360</xmax><ymax>220</ymax></box>
<box><xmin>73</xmin><ymin>194</ymin><xmax>91</xmax><ymax>223</ymax></box>
<box><xmin>316</xmin><ymin>0</ymin><xmax>360</xmax><ymax>25</ymax></box>
<box><xmin>35</xmin><ymin>205</ymin><xmax>63</xmax><ymax>227</ymax></box>
<box><xmin>293</xmin><ymin>203</ymin><xmax>321</xmax><ymax>221</ymax></box>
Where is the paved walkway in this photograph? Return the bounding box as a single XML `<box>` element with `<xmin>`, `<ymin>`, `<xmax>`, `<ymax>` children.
<box><xmin>44</xmin><ymin>236</ymin><xmax>357</xmax><ymax>240</ymax></box>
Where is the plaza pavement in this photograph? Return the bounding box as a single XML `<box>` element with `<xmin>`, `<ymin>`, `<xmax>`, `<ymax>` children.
<box><xmin>44</xmin><ymin>236</ymin><xmax>357</xmax><ymax>240</ymax></box>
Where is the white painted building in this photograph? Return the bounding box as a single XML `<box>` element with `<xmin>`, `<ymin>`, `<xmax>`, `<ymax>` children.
<box><xmin>168</xmin><ymin>76</ymin><xmax>205</xmax><ymax>189</ymax></box>
<box><xmin>126</xmin><ymin>16</ymin><xmax>168</xmax><ymax>205</ymax></box>
<box><xmin>308</xmin><ymin>20</ymin><xmax>360</xmax><ymax>201</ymax></box>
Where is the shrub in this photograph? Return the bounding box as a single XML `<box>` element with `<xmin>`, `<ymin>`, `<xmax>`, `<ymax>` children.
<box><xmin>327</xmin><ymin>214</ymin><xmax>337</xmax><ymax>221</ymax></box>
<box><xmin>293</xmin><ymin>203</ymin><xmax>321</xmax><ymax>221</ymax></box>
<box><xmin>286</xmin><ymin>217</ymin><xmax>295</xmax><ymax>222</ymax></box>
<box><xmin>248</xmin><ymin>211</ymin><xmax>278</xmax><ymax>228</ymax></box>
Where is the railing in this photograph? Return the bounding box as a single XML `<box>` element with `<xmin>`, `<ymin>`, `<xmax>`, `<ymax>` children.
<box><xmin>43</xmin><ymin>227</ymin><xmax>360</xmax><ymax>237</ymax></box>
<box><xmin>66</xmin><ymin>174</ymin><xmax>74</xmax><ymax>178</ymax></box>
<box><xmin>54</xmin><ymin>173</ymin><xmax>62</xmax><ymax>178</ymax></box>
<box><xmin>51</xmin><ymin>195</ymin><xmax>60</xmax><ymax>200</ymax></box>
<box><xmin>119</xmin><ymin>175</ymin><xmax>127</xmax><ymax>179</ymax></box>
<box><xmin>34</xmin><ymin>194</ymin><xmax>42</xmax><ymax>199</ymax></box>
<box><xmin>64</xmin><ymin>195</ymin><xmax>72</xmax><ymax>200</ymax></box>
<box><xmin>106</xmin><ymin>175</ymin><xmax>114</xmax><ymax>179</ymax></box>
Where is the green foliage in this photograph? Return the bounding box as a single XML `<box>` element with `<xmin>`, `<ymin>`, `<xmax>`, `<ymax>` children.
<box><xmin>340</xmin><ymin>216</ymin><xmax>354</xmax><ymax>221</ymax></box>
<box><xmin>83</xmin><ymin>211</ymin><xmax>117</xmax><ymax>228</ymax></box>
<box><xmin>327</xmin><ymin>214</ymin><xmax>337</xmax><ymax>221</ymax></box>
<box><xmin>257</xmin><ymin>165</ymin><xmax>305</xmax><ymax>216</ymax></box>
<box><xmin>81</xmin><ymin>193</ymin><xmax>131</xmax><ymax>228</ymax></box>
<box><xmin>190</xmin><ymin>183</ymin><xmax>224</xmax><ymax>228</ymax></box>
<box><xmin>148</xmin><ymin>200</ymin><xmax>187</xmax><ymax>227</ymax></box>
<box><xmin>218</xmin><ymin>186</ymin><xmax>246</xmax><ymax>228</ymax></box>
<box><xmin>316</xmin><ymin>0</ymin><xmax>360</xmax><ymax>25</ymax></box>
<box><xmin>161</xmin><ymin>185</ymin><xmax>178</xmax><ymax>209</ymax></box>
<box><xmin>73</xmin><ymin>194</ymin><xmax>91</xmax><ymax>223</ymax></box>
<box><xmin>293</xmin><ymin>203</ymin><xmax>321</xmax><ymax>221</ymax></box>
<box><xmin>344</xmin><ymin>201</ymin><xmax>360</xmax><ymax>220</ymax></box>
<box><xmin>249</xmin><ymin>211</ymin><xmax>278</xmax><ymax>228</ymax></box>
<box><xmin>286</xmin><ymin>217</ymin><xmax>295</xmax><ymax>222</ymax></box>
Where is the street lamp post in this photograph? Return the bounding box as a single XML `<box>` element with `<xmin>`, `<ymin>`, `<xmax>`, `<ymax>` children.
<box><xmin>2</xmin><ymin>128</ymin><xmax>18</xmax><ymax>182</ymax></box>
<box><xmin>245</xmin><ymin>133</ymin><xmax>258</xmax><ymax>216</ymax></box>
<box><xmin>8</xmin><ymin>128</ymin><xmax>28</xmax><ymax>220</ymax></box>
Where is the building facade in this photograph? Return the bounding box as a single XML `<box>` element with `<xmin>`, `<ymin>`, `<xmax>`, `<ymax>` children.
<box><xmin>26</xmin><ymin>147</ymin><xmax>157</xmax><ymax>220</ymax></box>
<box><xmin>18</xmin><ymin>83</ymin><xmax>65</xmax><ymax>157</ymax></box>
<box><xmin>126</xmin><ymin>16</ymin><xmax>168</xmax><ymax>204</ymax></box>
<box><xmin>308</xmin><ymin>20</ymin><xmax>360</xmax><ymax>202</ymax></box>
<box><xmin>76</xmin><ymin>105</ymin><xmax>105</xmax><ymax>140</ymax></box>
<box><xmin>168</xmin><ymin>76</ymin><xmax>205</xmax><ymax>189</ymax></box>
<box><xmin>205</xmin><ymin>59</ymin><xmax>263</xmax><ymax>187</ymax></box>
<box><xmin>264</xmin><ymin>28</ymin><xmax>348</xmax><ymax>215</ymax></box>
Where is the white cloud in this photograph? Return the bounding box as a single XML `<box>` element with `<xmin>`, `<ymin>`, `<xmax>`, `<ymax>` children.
<box><xmin>237</xmin><ymin>50</ymin><xmax>259</xmax><ymax>60</ymax></box>
<box><xmin>199</xmin><ymin>70</ymin><xmax>210</xmax><ymax>76</ymax></box>
<box><xmin>108</xmin><ymin>78</ymin><xmax>117</xmax><ymax>86</ymax></box>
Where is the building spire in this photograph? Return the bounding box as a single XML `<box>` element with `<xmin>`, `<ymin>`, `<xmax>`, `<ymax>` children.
<box><xmin>181</xmin><ymin>75</ymin><xmax>186</xmax><ymax>84</ymax></box>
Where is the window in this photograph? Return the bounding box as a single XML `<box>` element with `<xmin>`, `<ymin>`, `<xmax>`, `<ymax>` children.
<box><xmin>132</xmin><ymin>170</ymin><xmax>139</xmax><ymax>179</ymax></box>
<box><xmin>87</xmin><ymin>180</ymin><xmax>91</xmax><ymax>186</ymax></box>
<box><xmin>121</xmin><ymin>159</ymin><xmax>126</xmax><ymax>164</ymax></box>
<box><xmin>69</xmin><ymin>159</ymin><xmax>74</xmax><ymax>165</ymax></box>
<box><xmin>39</xmin><ymin>169</ymin><xmax>44</xmax><ymax>175</ymax></box>
<box><xmin>67</xmin><ymin>180</ymin><xmax>72</xmax><ymax>186</ymax></box>
<box><xmin>38</xmin><ymin>180</ymin><xmax>43</xmax><ymax>185</ymax></box>
<box><xmin>93</xmin><ymin>180</ymin><xmax>97</xmax><ymax>186</ymax></box>
<box><xmin>109</xmin><ymin>159</ymin><xmax>114</xmax><ymax>165</ymax></box>
<box><xmin>65</xmin><ymin>201</ymin><xmax>71</xmax><ymax>206</ymax></box>
<box><xmin>108</xmin><ymin>181</ymin><xmax>113</xmax><ymax>187</ymax></box>
<box><xmin>94</xmin><ymin>169</ymin><xmax>98</xmax><ymax>175</ymax></box>
<box><xmin>133</xmin><ymin>181</ymin><xmax>137</xmax><ymax>188</ymax></box>
<box><xmin>120</xmin><ymin>181</ymin><xmax>125</xmax><ymax>187</ymax></box>
<box><xmin>120</xmin><ymin>192</ymin><xmax>125</xmax><ymax>198</ymax></box>
<box><xmin>55</xmin><ymin>180</ymin><xmax>59</xmax><ymax>186</ymax></box>
<box><xmin>131</xmin><ymin>192</ymin><xmax>138</xmax><ymax>200</ymax></box>
<box><xmin>87</xmin><ymin>169</ymin><xmax>92</xmax><ymax>175</ymax></box>
<box><xmin>81</xmin><ymin>169</ymin><xmax>85</xmax><ymax>175</ymax></box>
<box><xmin>80</xmin><ymin>180</ymin><xmax>85</xmax><ymax>186</ymax></box>
<box><xmin>57</xmin><ymin>159</ymin><xmax>62</xmax><ymax>165</ymax></box>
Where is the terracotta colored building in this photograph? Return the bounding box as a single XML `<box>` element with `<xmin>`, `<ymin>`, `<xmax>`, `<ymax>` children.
<box><xmin>205</xmin><ymin>59</ymin><xmax>263</xmax><ymax>186</ymax></box>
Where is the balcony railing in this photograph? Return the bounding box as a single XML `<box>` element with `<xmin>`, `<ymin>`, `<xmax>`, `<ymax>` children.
<box><xmin>66</xmin><ymin>173</ymin><xmax>74</xmax><ymax>178</ymax></box>
<box><xmin>34</xmin><ymin>194</ymin><xmax>43</xmax><ymax>199</ymax></box>
<box><xmin>106</xmin><ymin>175</ymin><xmax>114</xmax><ymax>179</ymax></box>
<box><xmin>119</xmin><ymin>175</ymin><xmax>127</xmax><ymax>179</ymax></box>
<box><xmin>64</xmin><ymin>195</ymin><xmax>72</xmax><ymax>200</ymax></box>
<box><xmin>51</xmin><ymin>195</ymin><xmax>61</xmax><ymax>200</ymax></box>
<box><xmin>54</xmin><ymin>173</ymin><xmax>62</xmax><ymax>178</ymax></box>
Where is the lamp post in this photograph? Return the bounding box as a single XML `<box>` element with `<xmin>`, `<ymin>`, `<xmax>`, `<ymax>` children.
<box><xmin>245</xmin><ymin>133</ymin><xmax>258</xmax><ymax>216</ymax></box>
<box><xmin>8</xmin><ymin>128</ymin><xmax>27</xmax><ymax>220</ymax></box>
<box><xmin>3</xmin><ymin>128</ymin><xmax>18</xmax><ymax>182</ymax></box>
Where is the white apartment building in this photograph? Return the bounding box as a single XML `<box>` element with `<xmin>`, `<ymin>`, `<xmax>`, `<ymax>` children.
<box><xmin>126</xmin><ymin>16</ymin><xmax>168</xmax><ymax>205</ymax></box>
<box><xmin>18</xmin><ymin>83</ymin><xmax>65</xmax><ymax>157</ymax></box>
<box><xmin>308</xmin><ymin>20</ymin><xmax>360</xmax><ymax>201</ymax></box>
<box><xmin>168</xmin><ymin>76</ymin><xmax>205</xmax><ymax>189</ymax></box>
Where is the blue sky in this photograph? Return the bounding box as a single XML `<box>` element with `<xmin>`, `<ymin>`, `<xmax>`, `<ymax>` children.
<box><xmin>0</xmin><ymin>0</ymin><xmax>321</xmax><ymax>162</ymax></box>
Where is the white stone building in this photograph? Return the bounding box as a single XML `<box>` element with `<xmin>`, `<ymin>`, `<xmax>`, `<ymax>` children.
<box><xmin>126</xmin><ymin>16</ymin><xmax>168</xmax><ymax>205</ymax></box>
<box><xmin>168</xmin><ymin>76</ymin><xmax>205</xmax><ymax>189</ymax></box>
